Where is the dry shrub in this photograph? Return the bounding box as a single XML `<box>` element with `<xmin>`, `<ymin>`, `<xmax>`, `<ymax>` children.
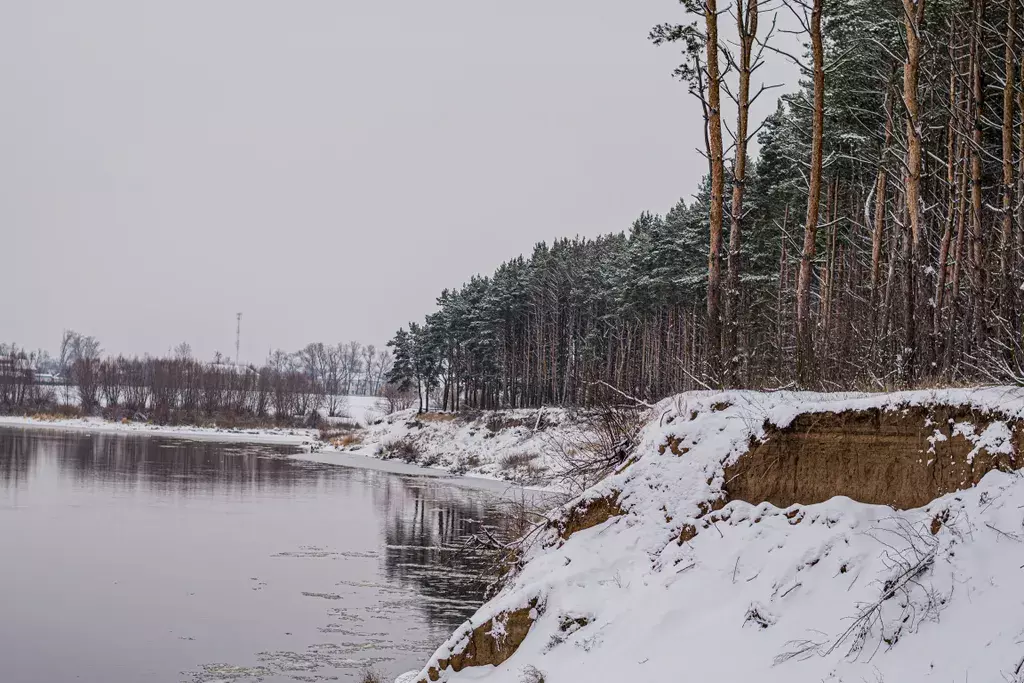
<box><xmin>498</xmin><ymin>452</ymin><xmax>547</xmax><ymax>485</ymax></box>
<box><xmin>450</xmin><ymin>452</ymin><xmax>481</xmax><ymax>475</ymax></box>
<box><xmin>332</xmin><ymin>417</ymin><xmax>362</xmax><ymax>430</ymax></box>
<box><xmin>446</xmin><ymin>488</ymin><xmax>566</xmax><ymax>601</ymax></box>
<box><xmin>378</xmin><ymin>383</ymin><xmax>417</xmax><ymax>414</ymax></box>
<box><xmin>359</xmin><ymin>669</ymin><xmax>384</xmax><ymax>683</ymax></box>
<box><xmin>543</xmin><ymin>405</ymin><xmax>646</xmax><ymax>493</ymax></box>
<box><xmin>519</xmin><ymin>665</ymin><xmax>546</xmax><ymax>683</ymax></box>
<box><xmin>379</xmin><ymin>437</ymin><xmax>421</xmax><ymax>463</ymax></box>
<box><xmin>500</xmin><ymin>452</ymin><xmax>540</xmax><ymax>469</ymax></box>
<box><xmin>486</xmin><ymin>413</ymin><xmax>528</xmax><ymax>433</ymax></box>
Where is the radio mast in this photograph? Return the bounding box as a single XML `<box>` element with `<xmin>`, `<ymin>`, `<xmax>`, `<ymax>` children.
<box><xmin>235</xmin><ymin>312</ymin><xmax>242</xmax><ymax>365</ymax></box>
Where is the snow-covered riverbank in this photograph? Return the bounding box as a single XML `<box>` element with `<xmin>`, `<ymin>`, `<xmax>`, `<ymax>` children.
<box><xmin>399</xmin><ymin>388</ymin><xmax>1024</xmax><ymax>683</ymax></box>
<box><xmin>0</xmin><ymin>395</ymin><xmax>386</xmax><ymax>446</ymax></box>
<box><xmin>310</xmin><ymin>408</ymin><xmax>575</xmax><ymax>485</ymax></box>
<box><xmin>0</xmin><ymin>414</ymin><xmax>318</xmax><ymax>445</ymax></box>
<box><xmin>0</xmin><ymin>403</ymin><xmax>584</xmax><ymax>492</ymax></box>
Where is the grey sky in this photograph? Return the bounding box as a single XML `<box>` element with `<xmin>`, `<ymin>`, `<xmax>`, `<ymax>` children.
<box><xmin>2</xmin><ymin>1</ymin><xmax>794</xmax><ymax>362</ymax></box>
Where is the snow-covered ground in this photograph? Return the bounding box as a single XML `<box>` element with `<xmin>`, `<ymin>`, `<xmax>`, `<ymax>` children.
<box><xmin>325</xmin><ymin>394</ymin><xmax>387</xmax><ymax>425</ymax></box>
<box><xmin>310</xmin><ymin>407</ymin><xmax>585</xmax><ymax>491</ymax></box>
<box><xmin>400</xmin><ymin>388</ymin><xmax>1024</xmax><ymax>683</ymax></box>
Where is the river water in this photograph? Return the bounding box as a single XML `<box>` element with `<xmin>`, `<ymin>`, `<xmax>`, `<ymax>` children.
<box><xmin>0</xmin><ymin>427</ymin><xmax>521</xmax><ymax>683</ymax></box>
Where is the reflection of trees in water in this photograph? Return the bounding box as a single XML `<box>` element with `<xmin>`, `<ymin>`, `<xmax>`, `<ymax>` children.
<box><xmin>0</xmin><ymin>430</ymin><xmax>33</xmax><ymax>489</ymax></box>
<box><xmin>0</xmin><ymin>428</ymin><xmax>531</xmax><ymax>637</ymax></box>
<box><xmin>0</xmin><ymin>428</ymin><xmax>324</xmax><ymax>496</ymax></box>
<box><xmin>377</xmin><ymin>476</ymin><xmax>516</xmax><ymax>631</ymax></box>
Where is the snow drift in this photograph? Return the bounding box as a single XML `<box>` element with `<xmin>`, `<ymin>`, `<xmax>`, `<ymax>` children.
<box><xmin>400</xmin><ymin>388</ymin><xmax>1024</xmax><ymax>683</ymax></box>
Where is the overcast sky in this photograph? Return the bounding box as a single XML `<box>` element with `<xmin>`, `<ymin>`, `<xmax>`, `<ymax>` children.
<box><xmin>2</xmin><ymin>1</ymin><xmax>795</xmax><ymax>362</ymax></box>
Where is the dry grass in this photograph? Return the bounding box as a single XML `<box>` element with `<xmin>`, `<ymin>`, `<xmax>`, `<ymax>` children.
<box><xmin>28</xmin><ymin>412</ymin><xmax>71</xmax><ymax>422</ymax></box>
<box><xmin>322</xmin><ymin>431</ymin><xmax>364</xmax><ymax>448</ymax></box>
<box><xmin>318</xmin><ymin>420</ymin><xmax>359</xmax><ymax>436</ymax></box>
<box><xmin>318</xmin><ymin>423</ymin><xmax>365</xmax><ymax>448</ymax></box>
<box><xmin>338</xmin><ymin>432</ymin><xmax>363</xmax><ymax>447</ymax></box>
<box><xmin>417</xmin><ymin>412</ymin><xmax>458</xmax><ymax>422</ymax></box>
<box><xmin>22</xmin><ymin>404</ymin><xmax>83</xmax><ymax>421</ymax></box>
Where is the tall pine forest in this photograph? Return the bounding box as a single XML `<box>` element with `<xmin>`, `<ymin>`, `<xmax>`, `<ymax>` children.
<box><xmin>388</xmin><ymin>0</ymin><xmax>1024</xmax><ymax>410</ymax></box>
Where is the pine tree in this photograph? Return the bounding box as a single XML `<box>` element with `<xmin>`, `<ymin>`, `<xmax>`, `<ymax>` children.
<box><xmin>385</xmin><ymin>328</ymin><xmax>415</xmax><ymax>393</ymax></box>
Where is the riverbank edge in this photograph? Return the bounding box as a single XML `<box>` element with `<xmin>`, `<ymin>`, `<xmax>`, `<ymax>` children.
<box><xmin>0</xmin><ymin>413</ymin><xmax>567</xmax><ymax>493</ymax></box>
<box><xmin>397</xmin><ymin>387</ymin><xmax>1024</xmax><ymax>683</ymax></box>
<box><xmin>0</xmin><ymin>414</ymin><xmax>318</xmax><ymax>445</ymax></box>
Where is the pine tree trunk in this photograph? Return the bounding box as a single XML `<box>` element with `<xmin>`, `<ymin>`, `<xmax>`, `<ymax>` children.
<box><xmin>999</xmin><ymin>0</ymin><xmax>1016</xmax><ymax>325</ymax></box>
<box><xmin>778</xmin><ymin>206</ymin><xmax>790</xmax><ymax>380</ymax></box>
<box><xmin>935</xmin><ymin>63</ymin><xmax>961</xmax><ymax>351</ymax></box>
<box><xmin>725</xmin><ymin>0</ymin><xmax>758</xmax><ymax>386</ymax></box>
<box><xmin>1018</xmin><ymin>55</ymin><xmax>1024</xmax><ymax>322</ymax></box>
<box><xmin>945</xmin><ymin>153</ymin><xmax>970</xmax><ymax>371</ymax></box>
<box><xmin>705</xmin><ymin>0</ymin><xmax>726</xmax><ymax>384</ymax></box>
<box><xmin>969</xmin><ymin>0</ymin><xmax>986</xmax><ymax>344</ymax></box>
<box><xmin>870</xmin><ymin>86</ymin><xmax>895</xmax><ymax>328</ymax></box>
<box><xmin>796</xmin><ymin>0</ymin><xmax>825</xmax><ymax>386</ymax></box>
<box><xmin>902</xmin><ymin>0</ymin><xmax>925</xmax><ymax>379</ymax></box>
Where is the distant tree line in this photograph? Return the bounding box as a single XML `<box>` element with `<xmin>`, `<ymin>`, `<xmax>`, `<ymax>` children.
<box><xmin>0</xmin><ymin>333</ymin><xmax>393</xmax><ymax>423</ymax></box>
<box><xmin>388</xmin><ymin>0</ymin><xmax>1024</xmax><ymax>409</ymax></box>
<box><xmin>0</xmin><ymin>344</ymin><xmax>45</xmax><ymax>410</ymax></box>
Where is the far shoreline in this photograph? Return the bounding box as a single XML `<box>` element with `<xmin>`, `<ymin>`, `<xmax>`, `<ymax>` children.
<box><xmin>0</xmin><ymin>414</ymin><xmax>562</xmax><ymax>497</ymax></box>
<box><xmin>0</xmin><ymin>414</ymin><xmax>317</xmax><ymax>445</ymax></box>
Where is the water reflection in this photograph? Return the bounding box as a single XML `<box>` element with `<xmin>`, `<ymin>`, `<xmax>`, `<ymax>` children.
<box><xmin>0</xmin><ymin>427</ymin><xmax>523</xmax><ymax>682</ymax></box>
<box><xmin>379</xmin><ymin>478</ymin><xmax>506</xmax><ymax>626</ymax></box>
<box><xmin>0</xmin><ymin>429</ymin><xmax>32</xmax><ymax>489</ymax></box>
<box><xmin>0</xmin><ymin>429</ymin><xmax>316</xmax><ymax>495</ymax></box>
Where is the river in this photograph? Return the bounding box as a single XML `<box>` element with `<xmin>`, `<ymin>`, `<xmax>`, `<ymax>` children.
<box><xmin>0</xmin><ymin>427</ymin><xmax>524</xmax><ymax>683</ymax></box>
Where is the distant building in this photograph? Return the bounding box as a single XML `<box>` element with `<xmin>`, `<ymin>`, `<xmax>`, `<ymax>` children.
<box><xmin>205</xmin><ymin>361</ymin><xmax>258</xmax><ymax>375</ymax></box>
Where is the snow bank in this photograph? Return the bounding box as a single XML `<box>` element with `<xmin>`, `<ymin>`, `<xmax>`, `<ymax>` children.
<box><xmin>0</xmin><ymin>414</ymin><xmax>317</xmax><ymax>445</ymax></box>
<box><xmin>403</xmin><ymin>388</ymin><xmax>1024</xmax><ymax>683</ymax></box>
<box><xmin>312</xmin><ymin>408</ymin><xmax>581</xmax><ymax>490</ymax></box>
